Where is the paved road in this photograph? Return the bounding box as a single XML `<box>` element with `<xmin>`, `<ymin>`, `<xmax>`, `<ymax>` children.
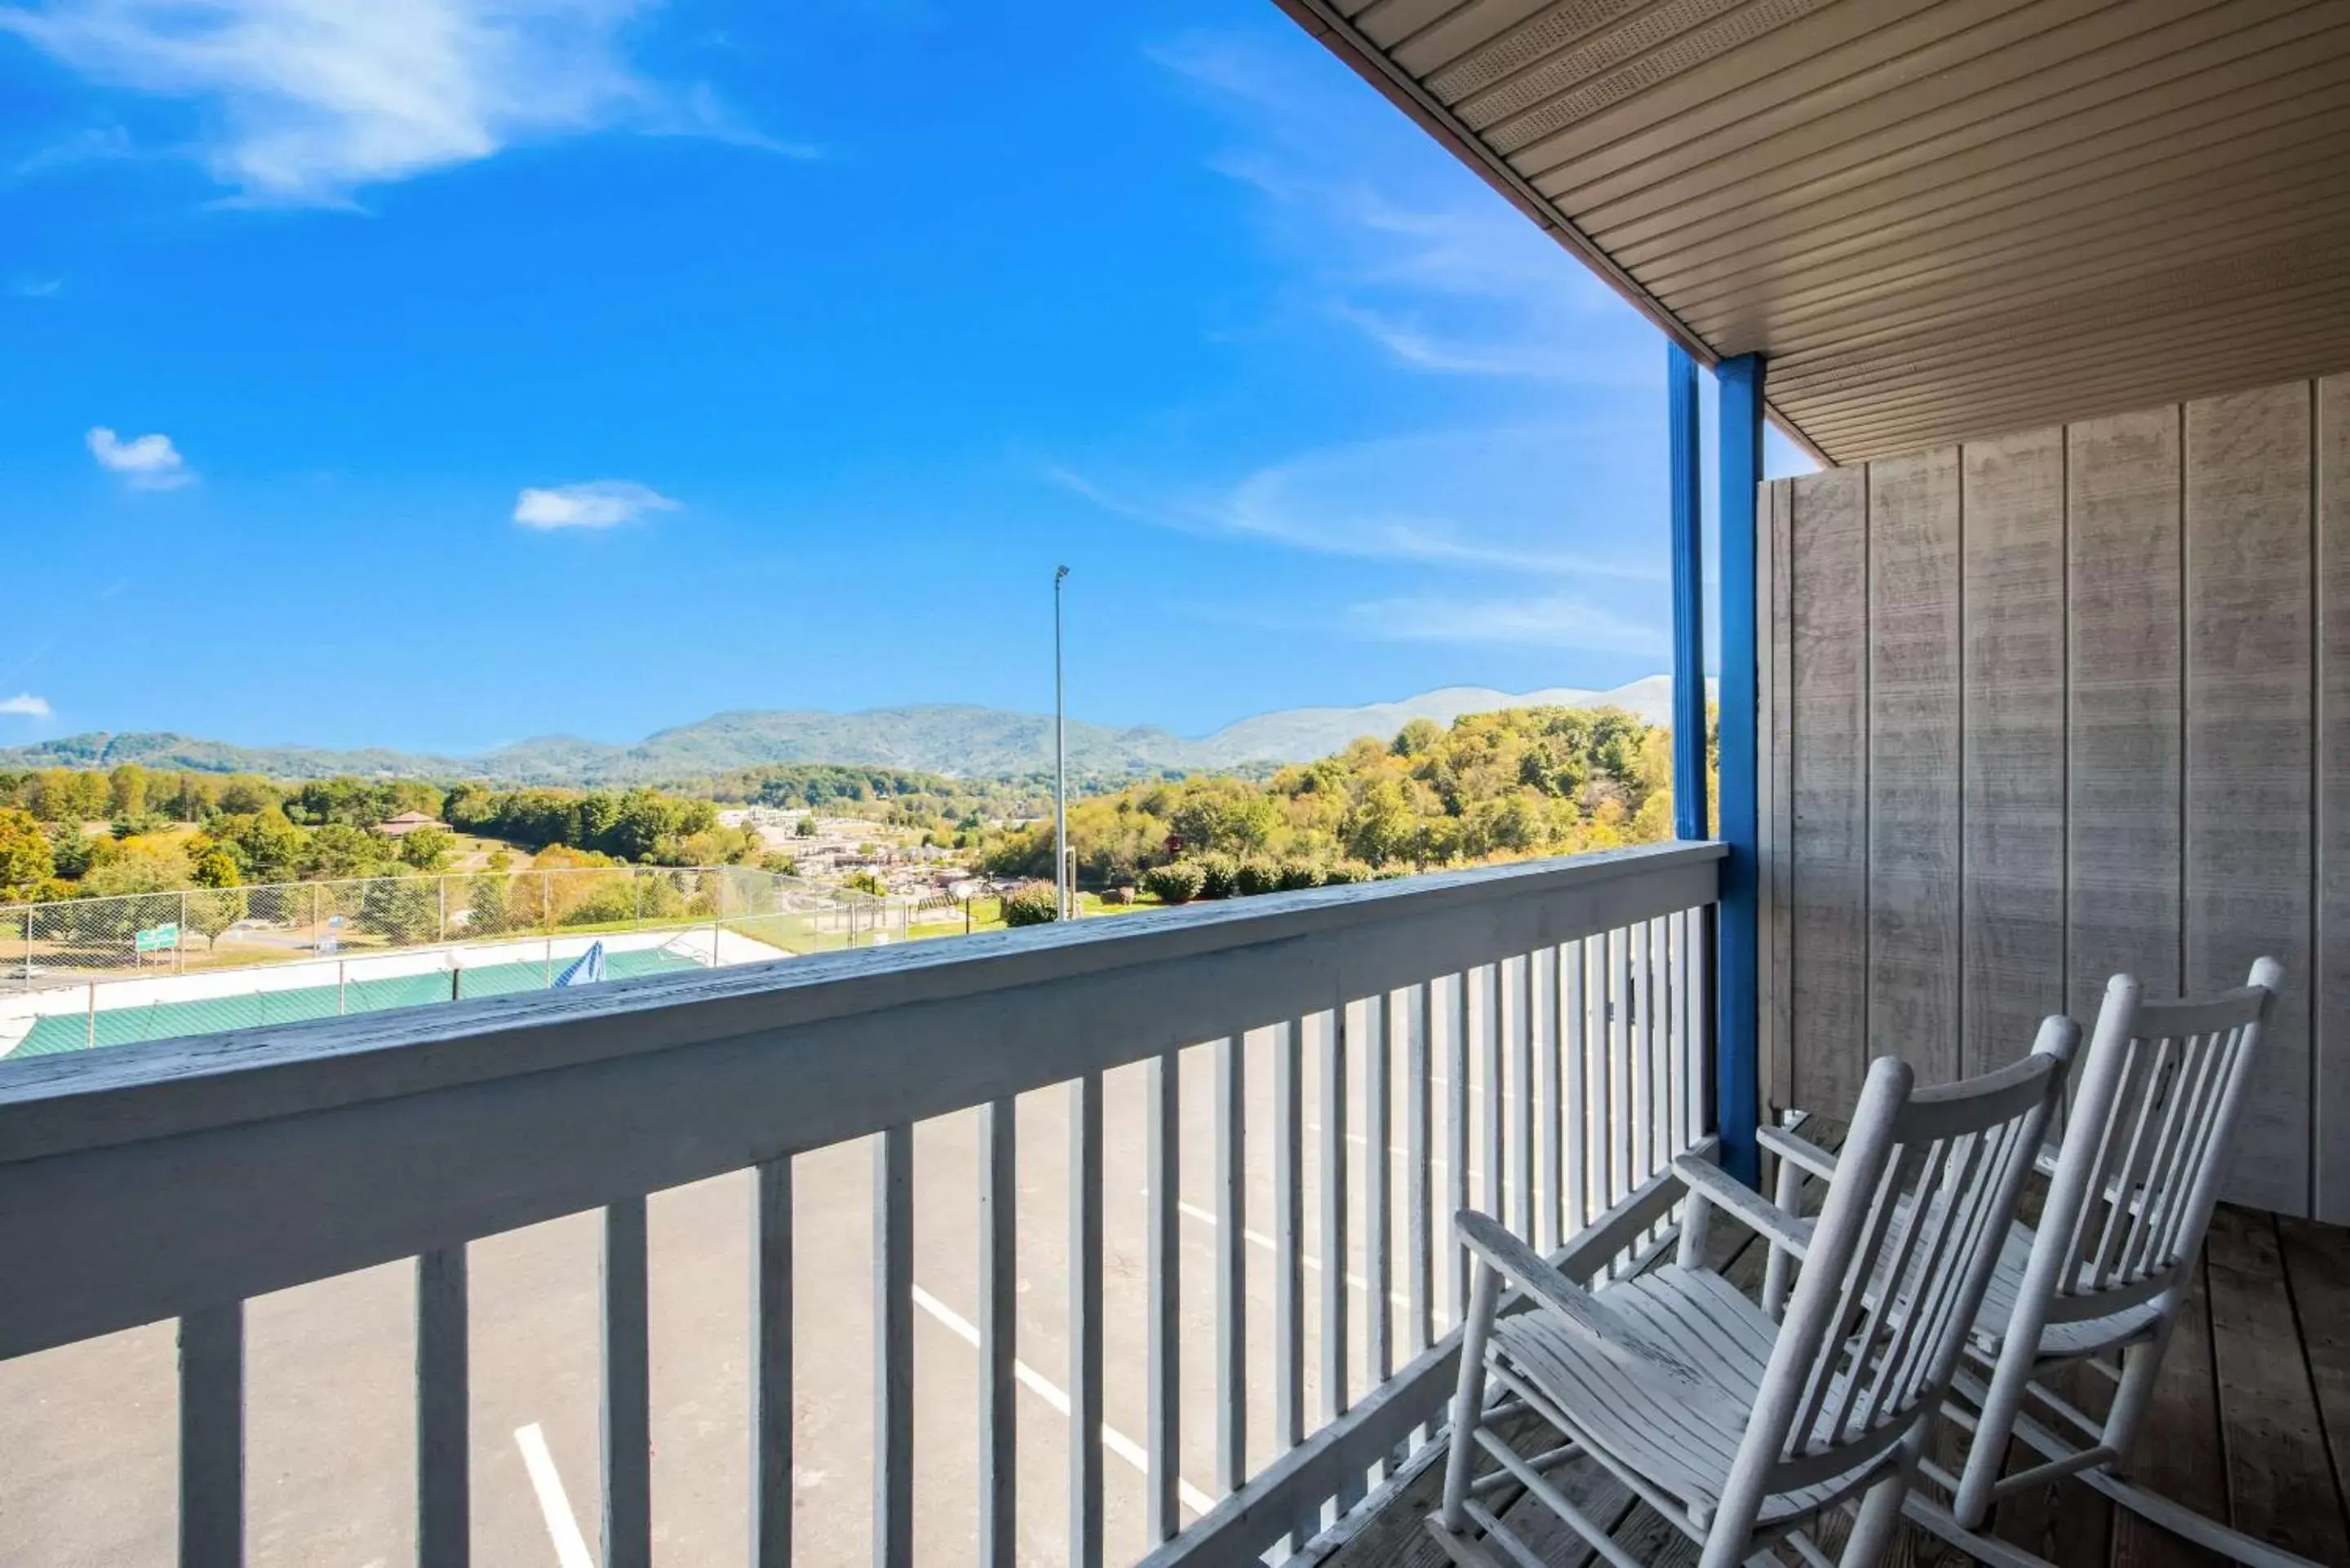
<box><xmin>0</xmin><ymin>1033</ymin><xmax>1511</xmax><ymax>1566</ymax></box>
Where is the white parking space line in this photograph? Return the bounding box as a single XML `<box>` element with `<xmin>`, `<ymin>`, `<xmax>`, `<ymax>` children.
<box><xmin>513</xmin><ymin>1423</ymin><xmax>594</xmax><ymax>1568</ymax></box>
<box><xmin>1165</xmin><ymin>1197</ymin><xmax>1411</xmax><ymax>1312</ymax></box>
<box><xmin>908</xmin><ymin>1284</ymin><xmax>1216</xmax><ymax>1517</ymax></box>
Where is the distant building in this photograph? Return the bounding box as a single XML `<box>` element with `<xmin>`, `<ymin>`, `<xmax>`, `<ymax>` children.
<box><xmin>374</xmin><ymin>811</ymin><xmax>443</xmax><ymax>839</ymax></box>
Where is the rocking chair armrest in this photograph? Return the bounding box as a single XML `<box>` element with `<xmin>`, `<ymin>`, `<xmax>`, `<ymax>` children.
<box><xmin>1755</xmin><ymin>1124</ymin><xmax>1840</xmax><ymax>1184</ymax></box>
<box><xmin>1672</xmin><ymin>1153</ymin><xmax>1816</xmax><ymax>1260</ymax></box>
<box><xmin>1452</xmin><ymin>1210</ymin><xmax>1703</xmax><ymax>1389</ymax></box>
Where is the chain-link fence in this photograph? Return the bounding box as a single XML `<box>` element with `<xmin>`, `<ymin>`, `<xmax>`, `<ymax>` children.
<box><xmin>0</xmin><ymin>864</ymin><xmax>898</xmax><ymax>997</ymax></box>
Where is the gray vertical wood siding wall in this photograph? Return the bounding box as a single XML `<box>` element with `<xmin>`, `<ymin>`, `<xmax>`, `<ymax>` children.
<box><xmin>1759</xmin><ymin>375</ymin><xmax>2348</xmax><ymax>1220</ymax></box>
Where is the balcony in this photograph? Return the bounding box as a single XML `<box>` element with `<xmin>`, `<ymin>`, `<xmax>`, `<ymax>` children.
<box><xmin>0</xmin><ymin>840</ymin><xmax>1726</xmax><ymax>1566</ymax></box>
<box><xmin>10</xmin><ymin>1</ymin><xmax>2350</xmax><ymax>1563</ymax></box>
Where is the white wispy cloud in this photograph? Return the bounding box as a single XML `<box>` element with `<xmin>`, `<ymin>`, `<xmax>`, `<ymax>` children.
<box><xmin>513</xmin><ymin>478</ymin><xmax>678</xmax><ymax>529</ymax></box>
<box><xmin>86</xmin><ymin>425</ymin><xmax>193</xmax><ymax>489</ymax></box>
<box><xmin>1151</xmin><ymin>29</ymin><xmax>1652</xmax><ymax>387</ymax></box>
<box><xmin>11</xmin><ymin>122</ymin><xmax>134</xmax><ymax>179</ymax></box>
<box><xmin>0</xmin><ymin>693</ymin><xmax>51</xmax><ymax>717</ymax></box>
<box><xmin>1049</xmin><ymin>423</ymin><xmax>1665</xmax><ymax>582</ymax></box>
<box><xmin>0</xmin><ymin>1</ymin><xmax>806</xmax><ymax>205</ymax></box>
<box><xmin>12</xmin><ymin>276</ymin><xmax>64</xmax><ymax>297</ymax></box>
<box><xmin>1342</xmin><ymin>591</ymin><xmax>1669</xmax><ymax>654</ymax></box>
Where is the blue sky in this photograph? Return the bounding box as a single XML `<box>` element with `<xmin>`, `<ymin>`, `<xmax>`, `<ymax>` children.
<box><xmin>0</xmin><ymin>0</ymin><xmax>1809</xmax><ymax>755</ymax></box>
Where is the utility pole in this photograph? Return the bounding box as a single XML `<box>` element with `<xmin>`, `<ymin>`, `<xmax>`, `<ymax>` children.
<box><xmin>1053</xmin><ymin>565</ymin><xmax>1071</xmax><ymax>921</ymax></box>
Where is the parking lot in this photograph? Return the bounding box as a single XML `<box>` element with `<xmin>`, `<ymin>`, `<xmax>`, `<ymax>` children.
<box><xmin>0</xmin><ymin>1037</ymin><xmax>1486</xmax><ymax>1566</ymax></box>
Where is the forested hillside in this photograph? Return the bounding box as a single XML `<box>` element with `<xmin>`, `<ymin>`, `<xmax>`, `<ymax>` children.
<box><xmin>981</xmin><ymin>704</ymin><xmax>1709</xmax><ymax>896</ymax></box>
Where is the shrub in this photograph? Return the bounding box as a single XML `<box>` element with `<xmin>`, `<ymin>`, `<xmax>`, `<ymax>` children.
<box><xmin>1233</xmin><ymin>856</ymin><xmax>1282</xmax><ymax>897</ymax></box>
<box><xmin>1322</xmin><ymin>860</ymin><xmax>1373</xmax><ymax>885</ymax></box>
<box><xmin>1276</xmin><ymin>860</ymin><xmax>1326</xmax><ymax>892</ymax></box>
<box><xmin>1141</xmin><ymin>862</ymin><xmax>1205</xmax><ymax>905</ymax></box>
<box><xmin>1001</xmin><ymin>880</ymin><xmax>1060</xmax><ymax>926</ymax></box>
<box><xmin>1193</xmin><ymin>852</ymin><xmax>1239</xmax><ymax>899</ymax></box>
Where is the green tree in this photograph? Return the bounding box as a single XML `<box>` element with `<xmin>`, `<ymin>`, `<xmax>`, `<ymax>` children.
<box><xmin>397</xmin><ymin>825</ymin><xmax>456</xmax><ymax>871</ymax></box>
<box><xmin>215</xmin><ymin>775</ymin><xmax>281</xmax><ymax>816</ymax></box>
<box><xmin>47</xmin><ymin>825</ymin><xmax>97</xmax><ymax>879</ymax></box>
<box><xmin>1392</xmin><ymin>717</ymin><xmax>1443</xmax><ymax>757</ymax></box>
<box><xmin>358</xmin><ymin>875</ymin><xmax>441</xmax><ymax>943</ymax></box>
<box><xmin>1140</xmin><ymin>862</ymin><xmax>1204</xmax><ymax>904</ymax></box>
<box><xmin>184</xmin><ymin>852</ymin><xmax>247</xmax><ymax>950</ymax></box>
<box><xmin>466</xmin><ymin>873</ymin><xmax>512</xmax><ymax>937</ymax></box>
<box><xmin>1001</xmin><ymin>881</ymin><xmax>1058</xmax><ymax>926</ymax></box>
<box><xmin>80</xmin><ymin>840</ymin><xmax>193</xmax><ymax>897</ymax></box>
<box><xmin>107</xmin><ymin>764</ymin><xmax>150</xmax><ymax>819</ymax></box>
<box><xmin>212</xmin><ymin>809</ymin><xmax>306</xmax><ymax>884</ymax></box>
<box><xmin>29</xmin><ymin>768</ymin><xmax>108</xmax><ymax>823</ymax></box>
<box><xmin>1340</xmin><ymin>778</ymin><xmax>1415</xmax><ymax>867</ymax></box>
<box><xmin>301</xmin><ymin>823</ymin><xmax>391</xmax><ymax>881</ymax></box>
<box><xmin>0</xmin><ymin>808</ymin><xmax>54</xmax><ymax>900</ymax></box>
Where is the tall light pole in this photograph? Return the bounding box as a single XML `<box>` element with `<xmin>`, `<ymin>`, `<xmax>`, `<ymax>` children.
<box><xmin>1053</xmin><ymin>565</ymin><xmax>1071</xmax><ymax>920</ymax></box>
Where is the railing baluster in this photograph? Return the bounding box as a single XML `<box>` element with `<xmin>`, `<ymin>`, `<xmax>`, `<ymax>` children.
<box><xmin>1676</xmin><ymin>911</ymin><xmax>1696</xmax><ymax>1153</ymax></box>
<box><xmin>1275</xmin><ymin>1020</ymin><xmax>1306</xmax><ymax>1555</ymax></box>
<box><xmin>602</xmin><ymin>1197</ymin><xmax>651</xmax><ymax>1568</ymax></box>
<box><xmin>417</xmin><ymin>1246</ymin><xmax>469</xmax><ymax>1568</ymax></box>
<box><xmin>1651</xmin><ymin>916</ymin><xmax>1670</xmax><ymax>1176</ymax></box>
<box><xmin>1693</xmin><ymin>904</ymin><xmax>1716</xmax><ymax>1148</ymax></box>
<box><xmin>1610</xmin><ymin>927</ymin><xmax>1632</xmax><ymax>1208</ymax></box>
<box><xmin>1507</xmin><ymin>955</ymin><xmax>1532</xmax><ymax>1241</ymax></box>
<box><xmin>752</xmin><ymin>1159</ymin><xmax>792</xmax><ymax>1568</ymax></box>
<box><xmin>1071</xmin><ymin>1072</ymin><xmax>1105</xmax><ymax>1568</ymax></box>
<box><xmin>1630</xmin><ymin>922</ymin><xmax>1653</xmax><ymax>1189</ymax></box>
<box><xmin>1667</xmin><ymin>910</ymin><xmax>1686</xmax><ymax>1154</ymax></box>
<box><xmin>1478</xmin><ymin>965</ymin><xmax>1501</xmax><ymax>1225</ymax></box>
<box><xmin>979</xmin><ymin>1103</ymin><xmax>1015</xmax><ymax>1568</ymax></box>
<box><xmin>1320</xmin><ymin>1008</ymin><xmax>1349</xmax><ymax>1429</ymax></box>
<box><xmin>1367</xmin><ymin>996</ymin><xmax>1392</xmax><ymax>1388</ymax></box>
<box><xmin>1214</xmin><ymin>1036</ymin><xmax>1245</xmax><ymax>1497</ymax></box>
<box><xmin>1444</xmin><ymin>975</ymin><xmax>1470</xmax><ymax>1325</ymax></box>
<box><xmin>1564</xmin><ymin>941</ymin><xmax>1588</xmax><ymax>1237</ymax></box>
<box><xmin>179</xmin><ymin>1302</ymin><xmax>242</xmax><ymax>1568</ymax></box>
<box><xmin>1404</xmin><ymin>986</ymin><xmax>1433</xmax><ymax>1354</ymax></box>
<box><xmin>1536</xmin><ymin>948</ymin><xmax>1559</xmax><ymax>1253</ymax></box>
<box><xmin>875</xmin><ymin>1126</ymin><xmax>913</xmax><ymax>1568</ymax></box>
<box><xmin>1275</xmin><ymin>1022</ymin><xmax>1304</xmax><ymax>1457</ymax></box>
<box><xmin>1147</xmin><ymin>1048</ymin><xmax>1180</xmax><ymax>1544</ymax></box>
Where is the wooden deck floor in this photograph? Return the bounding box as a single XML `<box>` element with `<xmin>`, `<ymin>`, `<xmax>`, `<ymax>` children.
<box><xmin>1321</xmin><ymin>1203</ymin><xmax>2350</xmax><ymax>1568</ymax></box>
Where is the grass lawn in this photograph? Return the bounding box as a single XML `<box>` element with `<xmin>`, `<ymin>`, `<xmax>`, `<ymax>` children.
<box><xmin>904</xmin><ymin>890</ymin><xmax>1166</xmax><ymax>942</ymax></box>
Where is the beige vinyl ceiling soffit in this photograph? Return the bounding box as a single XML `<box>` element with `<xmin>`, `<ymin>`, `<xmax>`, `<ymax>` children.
<box><xmin>1275</xmin><ymin>0</ymin><xmax>2350</xmax><ymax>466</ymax></box>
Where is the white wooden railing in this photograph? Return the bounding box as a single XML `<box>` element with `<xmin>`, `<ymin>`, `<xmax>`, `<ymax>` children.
<box><xmin>0</xmin><ymin>839</ymin><xmax>1723</xmax><ymax>1567</ymax></box>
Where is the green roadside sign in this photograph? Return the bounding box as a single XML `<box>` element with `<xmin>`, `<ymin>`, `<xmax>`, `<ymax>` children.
<box><xmin>135</xmin><ymin>922</ymin><xmax>180</xmax><ymax>953</ymax></box>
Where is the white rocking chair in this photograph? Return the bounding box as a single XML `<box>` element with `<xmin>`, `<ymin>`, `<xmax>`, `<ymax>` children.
<box><xmin>1429</xmin><ymin>1027</ymin><xmax>2075</xmax><ymax>1568</ymax></box>
<box><xmin>1796</xmin><ymin>959</ymin><xmax>2308</xmax><ymax>1568</ymax></box>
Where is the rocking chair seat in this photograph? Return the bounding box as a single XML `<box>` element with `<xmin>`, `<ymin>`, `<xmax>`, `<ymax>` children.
<box><xmin>1968</xmin><ymin>1222</ymin><xmax>2166</xmax><ymax>1360</ymax></box>
<box><xmin>1489</xmin><ymin>1264</ymin><xmax>1884</xmax><ymax>1528</ymax></box>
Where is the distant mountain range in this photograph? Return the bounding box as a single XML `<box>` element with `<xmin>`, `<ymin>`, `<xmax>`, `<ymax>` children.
<box><xmin>0</xmin><ymin>676</ymin><xmax>1702</xmax><ymax>786</ymax></box>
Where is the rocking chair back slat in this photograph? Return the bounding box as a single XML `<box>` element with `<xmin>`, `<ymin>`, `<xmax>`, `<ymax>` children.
<box><xmin>2042</xmin><ymin>966</ymin><xmax>2278</xmax><ymax>1311</ymax></box>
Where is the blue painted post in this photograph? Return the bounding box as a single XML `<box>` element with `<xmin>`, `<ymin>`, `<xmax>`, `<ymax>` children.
<box><xmin>1667</xmin><ymin>345</ymin><xmax>1707</xmax><ymax>842</ymax></box>
<box><xmin>1714</xmin><ymin>354</ymin><xmax>1766</xmax><ymax>1188</ymax></box>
